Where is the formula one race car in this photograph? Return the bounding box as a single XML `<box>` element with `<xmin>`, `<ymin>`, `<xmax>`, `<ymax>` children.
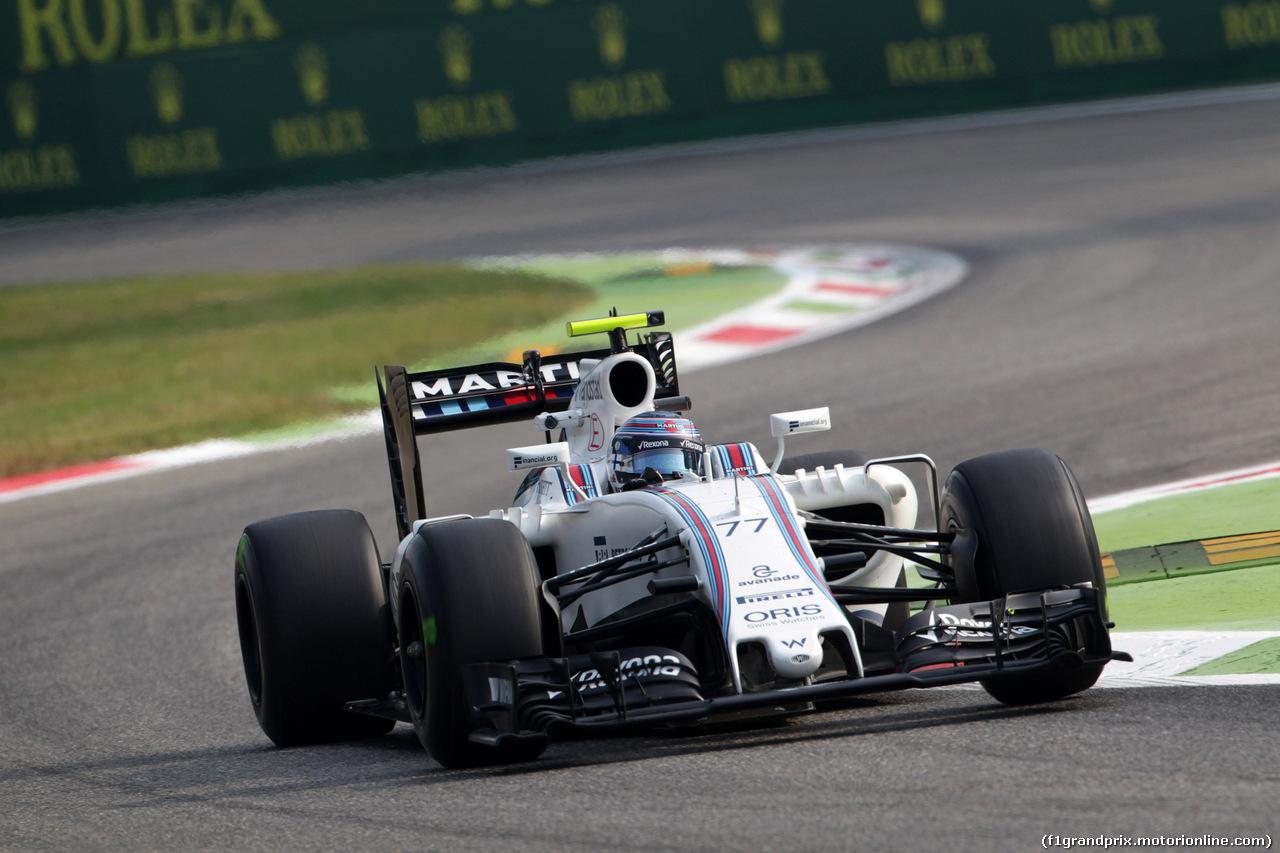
<box><xmin>234</xmin><ymin>310</ymin><xmax>1129</xmax><ymax>767</ymax></box>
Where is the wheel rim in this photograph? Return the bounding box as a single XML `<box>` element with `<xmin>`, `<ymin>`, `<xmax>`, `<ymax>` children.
<box><xmin>400</xmin><ymin>589</ymin><xmax>427</xmax><ymax>722</ymax></box>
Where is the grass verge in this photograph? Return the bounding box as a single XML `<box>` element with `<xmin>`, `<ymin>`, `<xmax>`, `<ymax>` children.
<box><xmin>1180</xmin><ymin>636</ymin><xmax>1280</xmax><ymax>675</ymax></box>
<box><xmin>1092</xmin><ymin>479</ymin><xmax>1280</xmax><ymax>632</ymax></box>
<box><xmin>1106</xmin><ymin>565</ymin><xmax>1280</xmax><ymax>632</ymax></box>
<box><xmin>1092</xmin><ymin>477</ymin><xmax>1280</xmax><ymax>552</ymax></box>
<box><xmin>0</xmin><ymin>264</ymin><xmax>592</xmax><ymax>478</ymax></box>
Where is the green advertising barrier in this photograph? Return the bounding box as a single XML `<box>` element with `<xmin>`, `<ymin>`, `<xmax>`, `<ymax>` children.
<box><xmin>4</xmin><ymin>0</ymin><xmax>1280</xmax><ymax>219</ymax></box>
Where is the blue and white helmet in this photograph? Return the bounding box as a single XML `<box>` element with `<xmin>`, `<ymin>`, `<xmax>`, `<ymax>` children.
<box><xmin>609</xmin><ymin>412</ymin><xmax>705</xmax><ymax>490</ymax></box>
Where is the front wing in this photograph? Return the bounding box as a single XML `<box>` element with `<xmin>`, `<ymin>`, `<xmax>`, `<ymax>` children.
<box><xmin>448</xmin><ymin>587</ymin><xmax>1128</xmax><ymax>748</ymax></box>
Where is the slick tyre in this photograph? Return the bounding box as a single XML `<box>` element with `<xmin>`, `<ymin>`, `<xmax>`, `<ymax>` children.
<box><xmin>398</xmin><ymin>518</ymin><xmax>547</xmax><ymax>769</ymax></box>
<box><xmin>939</xmin><ymin>449</ymin><xmax>1108</xmax><ymax>705</ymax></box>
<box><xmin>235</xmin><ymin>510</ymin><xmax>396</xmax><ymax>746</ymax></box>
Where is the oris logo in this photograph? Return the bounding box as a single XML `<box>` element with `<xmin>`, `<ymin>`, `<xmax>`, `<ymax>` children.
<box><xmin>744</xmin><ymin>604</ymin><xmax>823</xmax><ymax>623</ymax></box>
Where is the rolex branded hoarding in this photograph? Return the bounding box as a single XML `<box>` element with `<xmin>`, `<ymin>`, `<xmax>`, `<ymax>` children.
<box><xmin>1026</xmin><ymin>0</ymin><xmax>1228</xmax><ymax>100</ymax></box>
<box><xmin>3</xmin><ymin>0</ymin><xmax>1280</xmax><ymax>218</ymax></box>
<box><xmin>683</xmin><ymin>0</ymin><xmax>1019</xmax><ymax>138</ymax></box>
<box><xmin>0</xmin><ymin>66</ymin><xmax>95</xmax><ymax>204</ymax></box>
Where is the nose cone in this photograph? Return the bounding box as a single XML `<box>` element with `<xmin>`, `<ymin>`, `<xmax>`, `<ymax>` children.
<box><xmin>767</xmin><ymin>634</ymin><xmax>824</xmax><ymax>679</ymax></box>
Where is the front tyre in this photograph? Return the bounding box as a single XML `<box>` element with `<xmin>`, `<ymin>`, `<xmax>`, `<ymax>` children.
<box><xmin>398</xmin><ymin>518</ymin><xmax>547</xmax><ymax>768</ymax></box>
<box><xmin>235</xmin><ymin>510</ymin><xmax>396</xmax><ymax>746</ymax></box>
<box><xmin>940</xmin><ymin>449</ymin><xmax>1108</xmax><ymax>705</ymax></box>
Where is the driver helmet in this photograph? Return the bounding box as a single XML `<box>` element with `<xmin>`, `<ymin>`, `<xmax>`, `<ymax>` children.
<box><xmin>609</xmin><ymin>412</ymin><xmax>705</xmax><ymax>490</ymax></box>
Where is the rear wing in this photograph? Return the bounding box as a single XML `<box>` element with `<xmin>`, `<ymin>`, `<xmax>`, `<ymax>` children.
<box><xmin>377</xmin><ymin>332</ymin><xmax>679</xmax><ymax>539</ymax></box>
<box><xmin>396</xmin><ymin>332</ymin><xmax>678</xmax><ymax>435</ymax></box>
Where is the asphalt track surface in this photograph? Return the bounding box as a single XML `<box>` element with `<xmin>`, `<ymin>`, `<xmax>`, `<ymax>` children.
<box><xmin>4</xmin><ymin>90</ymin><xmax>1280</xmax><ymax>850</ymax></box>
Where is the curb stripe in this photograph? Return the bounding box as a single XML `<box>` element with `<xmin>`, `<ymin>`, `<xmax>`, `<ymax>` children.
<box><xmin>1103</xmin><ymin>530</ymin><xmax>1280</xmax><ymax>584</ymax></box>
<box><xmin>701</xmin><ymin>324</ymin><xmax>800</xmax><ymax>345</ymax></box>
<box><xmin>0</xmin><ymin>458</ymin><xmax>143</xmax><ymax>493</ymax></box>
<box><xmin>815</xmin><ymin>282</ymin><xmax>896</xmax><ymax>297</ymax></box>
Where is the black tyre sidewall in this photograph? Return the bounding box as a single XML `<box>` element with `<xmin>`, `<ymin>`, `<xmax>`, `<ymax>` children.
<box><xmin>939</xmin><ymin>449</ymin><xmax>1107</xmax><ymax>704</ymax></box>
<box><xmin>235</xmin><ymin>509</ymin><xmax>395</xmax><ymax>746</ymax></box>
<box><xmin>941</xmin><ymin>449</ymin><xmax>1105</xmax><ymax>603</ymax></box>
<box><xmin>398</xmin><ymin>517</ymin><xmax>545</xmax><ymax>768</ymax></box>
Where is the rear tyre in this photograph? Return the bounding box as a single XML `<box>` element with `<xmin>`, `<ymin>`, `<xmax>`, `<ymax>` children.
<box><xmin>235</xmin><ymin>510</ymin><xmax>396</xmax><ymax>746</ymax></box>
<box><xmin>398</xmin><ymin>518</ymin><xmax>547</xmax><ymax>768</ymax></box>
<box><xmin>939</xmin><ymin>449</ymin><xmax>1108</xmax><ymax>705</ymax></box>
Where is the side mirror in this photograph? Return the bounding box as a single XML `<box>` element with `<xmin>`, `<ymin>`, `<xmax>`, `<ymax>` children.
<box><xmin>768</xmin><ymin>407</ymin><xmax>831</xmax><ymax>473</ymax></box>
<box><xmin>507</xmin><ymin>442</ymin><xmax>571</xmax><ymax>472</ymax></box>
<box><xmin>506</xmin><ymin>443</ymin><xmax>587</xmax><ymax>501</ymax></box>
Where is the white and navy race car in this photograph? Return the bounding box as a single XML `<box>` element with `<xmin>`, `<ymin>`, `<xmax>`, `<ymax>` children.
<box><xmin>235</xmin><ymin>310</ymin><xmax>1128</xmax><ymax>767</ymax></box>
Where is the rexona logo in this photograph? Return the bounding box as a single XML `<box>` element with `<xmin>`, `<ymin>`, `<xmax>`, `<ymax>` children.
<box><xmin>572</xmin><ymin>653</ymin><xmax>683</xmax><ymax>692</ymax></box>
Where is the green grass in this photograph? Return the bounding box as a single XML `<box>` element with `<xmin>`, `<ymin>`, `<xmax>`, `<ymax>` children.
<box><xmin>1180</xmin><ymin>636</ymin><xmax>1280</xmax><ymax>675</ymax></box>
<box><xmin>1092</xmin><ymin>477</ymin><xmax>1280</xmax><ymax>552</ymax></box>
<box><xmin>1091</xmin><ymin>476</ymin><xmax>1280</xmax><ymax>631</ymax></box>
<box><xmin>1106</xmin><ymin>565</ymin><xmax>1280</xmax><ymax>632</ymax></box>
<box><xmin>0</xmin><ymin>250</ymin><xmax>796</xmax><ymax>479</ymax></box>
<box><xmin>0</xmin><ymin>264</ymin><xmax>592</xmax><ymax>478</ymax></box>
<box><xmin>440</xmin><ymin>255</ymin><xmax>785</xmax><ymax>366</ymax></box>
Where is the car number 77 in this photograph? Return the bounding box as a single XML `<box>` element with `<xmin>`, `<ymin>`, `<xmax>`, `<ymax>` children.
<box><xmin>715</xmin><ymin>518</ymin><xmax>768</xmax><ymax>536</ymax></box>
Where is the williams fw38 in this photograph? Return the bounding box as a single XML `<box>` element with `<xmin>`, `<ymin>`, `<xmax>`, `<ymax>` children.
<box><xmin>234</xmin><ymin>311</ymin><xmax>1129</xmax><ymax>767</ymax></box>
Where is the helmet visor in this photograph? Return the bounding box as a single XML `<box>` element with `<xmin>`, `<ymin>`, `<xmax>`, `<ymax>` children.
<box><xmin>633</xmin><ymin>446</ymin><xmax>702</xmax><ymax>479</ymax></box>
